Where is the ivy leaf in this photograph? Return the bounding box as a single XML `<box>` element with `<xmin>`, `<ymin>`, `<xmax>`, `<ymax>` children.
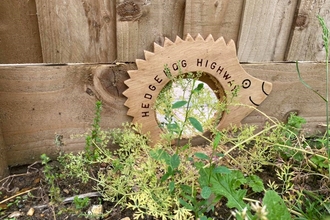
<box><xmin>172</xmin><ymin>100</ymin><xmax>187</xmax><ymax>109</ymax></box>
<box><xmin>188</xmin><ymin>117</ymin><xmax>203</xmax><ymax>132</ymax></box>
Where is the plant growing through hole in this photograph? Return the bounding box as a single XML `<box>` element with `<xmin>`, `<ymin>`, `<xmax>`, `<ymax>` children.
<box><xmin>155</xmin><ymin>63</ymin><xmax>225</xmax><ymax>147</ymax></box>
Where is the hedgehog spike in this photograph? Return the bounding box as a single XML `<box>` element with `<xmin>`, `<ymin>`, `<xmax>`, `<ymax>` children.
<box><xmin>174</xmin><ymin>36</ymin><xmax>184</xmax><ymax>44</ymax></box>
<box><xmin>144</xmin><ymin>50</ymin><xmax>154</xmax><ymax>60</ymax></box>
<box><xmin>227</xmin><ymin>39</ymin><xmax>237</xmax><ymax>55</ymax></box>
<box><xmin>164</xmin><ymin>37</ymin><xmax>174</xmax><ymax>47</ymax></box>
<box><xmin>195</xmin><ymin>33</ymin><xmax>204</xmax><ymax>41</ymax></box>
<box><xmin>205</xmin><ymin>34</ymin><xmax>215</xmax><ymax>42</ymax></box>
<box><xmin>185</xmin><ymin>33</ymin><xmax>194</xmax><ymax>42</ymax></box>
<box><xmin>136</xmin><ymin>59</ymin><xmax>147</xmax><ymax>68</ymax></box>
<box><xmin>215</xmin><ymin>36</ymin><xmax>226</xmax><ymax>47</ymax></box>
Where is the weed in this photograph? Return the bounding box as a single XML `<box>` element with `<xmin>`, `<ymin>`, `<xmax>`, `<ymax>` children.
<box><xmin>73</xmin><ymin>196</ymin><xmax>90</xmax><ymax>210</ymax></box>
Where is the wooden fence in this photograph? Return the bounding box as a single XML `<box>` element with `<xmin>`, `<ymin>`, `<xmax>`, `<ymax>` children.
<box><xmin>2</xmin><ymin>0</ymin><xmax>330</xmax><ymax>64</ymax></box>
<box><xmin>1</xmin><ymin>0</ymin><xmax>330</xmax><ymax>177</ymax></box>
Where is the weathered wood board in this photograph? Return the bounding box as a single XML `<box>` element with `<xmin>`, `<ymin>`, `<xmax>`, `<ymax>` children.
<box><xmin>0</xmin><ymin>62</ymin><xmax>328</xmax><ymax>168</ymax></box>
<box><xmin>0</xmin><ymin>64</ymin><xmax>130</xmax><ymax>167</ymax></box>
<box><xmin>35</xmin><ymin>0</ymin><xmax>117</xmax><ymax>63</ymax></box>
<box><xmin>238</xmin><ymin>0</ymin><xmax>297</xmax><ymax>62</ymax></box>
<box><xmin>0</xmin><ymin>0</ymin><xmax>42</xmax><ymax>63</ymax></box>
<box><xmin>184</xmin><ymin>0</ymin><xmax>244</xmax><ymax>43</ymax></box>
<box><xmin>1</xmin><ymin>0</ymin><xmax>330</xmax><ymax>63</ymax></box>
<box><xmin>116</xmin><ymin>0</ymin><xmax>186</xmax><ymax>62</ymax></box>
<box><xmin>286</xmin><ymin>0</ymin><xmax>330</xmax><ymax>61</ymax></box>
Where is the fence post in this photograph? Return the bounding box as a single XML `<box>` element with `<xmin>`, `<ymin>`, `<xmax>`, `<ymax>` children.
<box><xmin>0</xmin><ymin>127</ymin><xmax>8</xmax><ymax>178</ymax></box>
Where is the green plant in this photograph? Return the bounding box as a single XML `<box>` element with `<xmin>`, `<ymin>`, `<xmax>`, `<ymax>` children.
<box><xmin>296</xmin><ymin>15</ymin><xmax>330</xmax><ymax>169</ymax></box>
<box><xmin>85</xmin><ymin>100</ymin><xmax>103</xmax><ymax>160</ymax></box>
<box><xmin>37</xmin><ymin>53</ymin><xmax>330</xmax><ymax>219</ymax></box>
<box><xmin>41</xmin><ymin>153</ymin><xmax>63</xmax><ymax>203</ymax></box>
<box><xmin>73</xmin><ymin>196</ymin><xmax>90</xmax><ymax>210</ymax></box>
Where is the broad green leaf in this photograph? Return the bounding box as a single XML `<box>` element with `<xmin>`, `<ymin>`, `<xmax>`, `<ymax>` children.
<box><xmin>198</xmin><ymin>167</ymin><xmax>211</xmax><ymax>187</ymax></box>
<box><xmin>201</xmin><ymin>186</ymin><xmax>212</xmax><ymax>199</ymax></box>
<box><xmin>213</xmin><ymin>132</ymin><xmax>222</xmax><ymax>148</ymax></box>
<box><xmin>180</xmin><ymin>184</ymin><xmax>193</xmax><ymax>195</ymax></box>
<box><xmin>188</xmin><ymin>117</ymin><xmax>203</xmax><ymax>132</ymax></box>
<box><xmin>210</xmin><ymin>172</ymin><xmax>250</xmax><ymax>215</ymax></box>
<box><xmin>150</xmin><ymin>149</ymin><xmax>171</xmax><ymax>164</ymax></box>
<box><xmin>161</xmin><ymin>172</ymin><xmax>171</xmax><ymax>182</ymax></box>
<box><xmin>231</xmin><ymin>170</ymin><xmax>247</xmax><ymax>189</ymax></box>
<box><xmin>213</xmin><ymin>166</ymin><xmax>231</xmax><ymax>174</ymax></box>
<box><xmin>263</xmin><ymin>190</ymin><xmax>291</xmax><ymax>220</ymax></box>
<box><xmin>172</xmin><ymin>100</ymin><xmax>187</xmax><ymax>109</ymax></box>
<box><xmin>170</xmin><ymin>153</ymin><xmax>180</xmax><ymax>169</ymax></box>
<box><xmin>179</xmin><ymin>198</ymin><xmax>193</xmax><ymax>210</ymax></box>
<box><xmin>169</xmin><ymin>181</ymin><xmax>175</xmax><ymax>192</ymax></box>
<box><xmin>194</xmin><ymin>152</ymin><xmax>210</xmax><ymax>160</ymax></box>
<box><xmin>192</xmin><ymin>83</ymin><xmax>204</xmax><ymax>93</ymax></box>
<box><xmin>166</xmin><ymin>123</ymin><xmax>180</xmax><ymax>133</ymax></box>
<box><xmin>246</xmin><ymin>175</ymin><xmax>264</xmax><ymax>192</ymax></box>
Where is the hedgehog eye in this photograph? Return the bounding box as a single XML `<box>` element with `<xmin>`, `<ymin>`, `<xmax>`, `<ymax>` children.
<box><xmin>242</xmin><ymin>79</ymin><xmax>251</xmax><ymax>89</ymax></box>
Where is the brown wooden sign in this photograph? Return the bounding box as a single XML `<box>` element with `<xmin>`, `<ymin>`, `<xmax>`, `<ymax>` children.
<box><xmin>123</xmin><ymin>34</ymin><xmax>272</xmax><ymax>143</ymax></box>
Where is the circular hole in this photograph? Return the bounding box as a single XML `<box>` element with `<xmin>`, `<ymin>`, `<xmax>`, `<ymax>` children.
<box><xmin>155</xmin><ymin>72</ymin><xmax>225</xmax><ymax>139</ymax></box>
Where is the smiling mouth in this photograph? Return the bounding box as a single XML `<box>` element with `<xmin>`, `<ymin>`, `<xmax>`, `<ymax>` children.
<box><xmin>249</xmin><ymin>82</ymin><xmax>270</xmax><ymax>106</ymax></box>
<box><xmin>249</xmin><ymin>96</ymin><xmax>259</xmax><ymax>106</ymax></box>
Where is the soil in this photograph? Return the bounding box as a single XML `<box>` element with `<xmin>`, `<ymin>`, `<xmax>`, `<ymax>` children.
<box><xmin>0</xmin><ymin>149</ymin><xmax>326</xmax><ymax>220</ymax></box>
<box><xmin>0</xmin><ymin>161</ymin><xmax>235</xmax><ymax>220</ymax></box>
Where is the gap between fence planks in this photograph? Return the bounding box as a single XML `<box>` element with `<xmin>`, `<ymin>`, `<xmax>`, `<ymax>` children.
<box><xmin>0</xmin><ymin>62</ymin><xmax>327</xmax><ymax>167</ymax></box>
<box><xmin>286</xmin><ymin>0</ymin><xmax>330</xmax><ymax>61</ymax></box>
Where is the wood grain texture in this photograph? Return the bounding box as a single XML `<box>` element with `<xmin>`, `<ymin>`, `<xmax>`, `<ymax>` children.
<box><xmin>238</xmin><ymin>0</ymin><xmax>297</xmax><ymax>62</ymax></box>
<box><xmin>184</xmin><ymin>0</ymin><xmax>244</xmax><ymax>43</ymax></box>
<box><xmin>0</xmin><ymin>126</ymin><xmax>8</xmax><ymax>178</ymax></box>
<box><xmin>0</xmin><ymin>62</ymin><xmax>328</xmax><ymax>166</ymax></box>
<box><xmin>286</xmin><ymin>0</ymin><xmax>330</xmax><ymax>61</ymax></box>
<box><xmin>116</xmin><ymin>0</ymin><xmax>186</xmax><ymax>62</ymax></box>
<box><xmin>242</xmin><ymin>62</ymin><xmax>327</xmax><ymax>134</ymax></box>
<box><xmin>35</xmin><ymin>0</ymin><xmax>117</xmax><ymax>63</ymax></box>
<box><xmin>0</xmin><ymin>0</ymin><xmax>42</xmax><ymax>63</ymax></box>
<box><xmin>0</xmin><ymin>64</ymin><xmax>131</xmax><ymax>166</ymax></box>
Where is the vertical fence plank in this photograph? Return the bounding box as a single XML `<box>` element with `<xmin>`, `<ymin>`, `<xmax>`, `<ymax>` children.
<box><xmin>183</xmin><ymin>0</ymin><xmax>243</xmax><ymax>43</ymax></box>
<box><xmin>286</xmin><ymin>0</ymin><xmax>330</xmax><ymax>61</ymax></box>
<box><xmin>0</xmin><ymin>0</ymin><xmax>42</xmax><ymax>63</ymax></box>
<box><xmin>35</xmin><ymin>0</ymin><xmax>117</xmax><ymax>63</ymax></box>
<box><xmin>116</xmin><ymin>0</ymin><xmax>186</xmax><ymax>62</ymax></box>
<box><xmin>237</xmin><ymin>0</ymin><xmax>297</xmax><ymax>62</ymax></box>
<box><xmin>0</xmin><ymin>126</ymin><xmax>8</xmax><ymax>178</ymax></box>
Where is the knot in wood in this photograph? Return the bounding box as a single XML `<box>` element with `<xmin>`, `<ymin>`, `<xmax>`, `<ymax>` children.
<box><xmin>295</xmin><ymin>14</ymin><xmax>308</xmax><ymax>29</ymax></box>
<box><xmin>117</xmin><ymin>1</ymin><xmax>141</xmax><ymax>21</ymax></box>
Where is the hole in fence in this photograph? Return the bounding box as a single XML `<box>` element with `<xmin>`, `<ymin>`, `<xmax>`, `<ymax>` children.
<box><xmin>155</xmin><ymin>72</ymin><xmax>225</xmax><ymax>139</ymax></box>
